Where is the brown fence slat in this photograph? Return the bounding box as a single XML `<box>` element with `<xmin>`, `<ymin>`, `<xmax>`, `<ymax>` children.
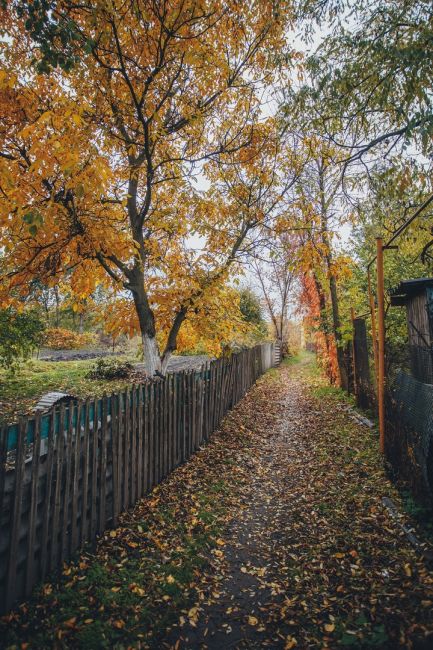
<box><xmin>25</xmin><ymin>413</ymin><xmax>41</xmax><ymax>596</ymax></box>
<box><xmin>61</xmin><ymin>402</ymin><xmax>74</xmax><ymax>565</ymax></box>
<box><xmin>117</xmin><ymin>393</ymin><xmax>124</xmax><ymax>513</ymax></box>
<box><xmin>90</xmin><ymin>399</ymin><xmax>99</xmax><ymax>543</ymax></box>
<box><xmin>71</xmin><ymin>403</ymin><xmax>82</xmax><ymax>555</ymax></box>
<box><xmin>137</xmin><ymin>386</ymin><xmax>144</xmax><ymax>499</ymax></box>
<box><xmin>5</xmin><ymin>419</ymin><xmax>26</xmax><ymax>609</ymax></box>
<box><xmin>80</xmin><ymin>399</ymin><xmax>91</xmax><ymax>546</ymax></box>
<box><xmin>51</xmin><ymin>405</ymin><xmax>65</xmax><ymax>570</ymax></box>
<box><xmin>111</xmin><ymin>394</ymin><xmax>119</xmax><ymax>527</ymax></box>
<box><xmin>40</xmin><ymin>411</ymin><xmax>55</xmax><ymax>577</ymax></box>
<box><xmin>99</xmin><ymin>396</ymin><xmax>108</xmax><ymax>534</ymax></box>
<box><xmin>130</xmin><ymin>387</ymin><xmax>137</xmax><ymax>505</ymax></box>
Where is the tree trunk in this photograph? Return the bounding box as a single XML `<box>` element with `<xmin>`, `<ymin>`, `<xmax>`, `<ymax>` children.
<box><xmin>141</xmin><ymin>333</ymin><xmax>162</xmax><ymax>375</ymax></box>
<box><xmin>130</xmin><ymin>268</ymin><xmax>162</xmax><ymax>375</ymax></box>
<box><xmin>328</xmin><ymin>270</ymin><xmax>349</xmax><ymax>390</ymax></box>
<box><xmin>318</xmin><ymin>159</ymin><xmax>348</xmax><ymax>389</ymax></box>
<box><xmin>54</xmin><ymin>286</ymin><xmax>60</xmax><ymax>327</ymax></box>
<box><xmin>312</xmin><ymin>272</ymin><xmax>336</xmax><ymax>382</ymax></box>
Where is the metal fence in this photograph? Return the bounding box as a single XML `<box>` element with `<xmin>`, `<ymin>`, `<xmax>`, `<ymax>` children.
<box><xmin>347</xmin><ymin>313</ymin><xmax>433</xmax><ymax>505</ymax></box>
<box><xmin>0</xmin><ymin>343</ymin><xmax>277</xmax><ymax>614</ymax></box>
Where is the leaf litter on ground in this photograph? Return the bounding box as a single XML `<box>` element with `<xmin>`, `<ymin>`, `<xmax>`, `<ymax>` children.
<box><xmin>1</xmin><ymin>353</ymin><xmax>433</xmax><ymax>649</ymax></box>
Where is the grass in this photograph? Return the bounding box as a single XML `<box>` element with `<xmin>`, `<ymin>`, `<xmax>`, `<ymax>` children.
<box><xmin>0</xmin><ymin>357</ymin><xmax>137</xmax><ymax>422</ymax></box>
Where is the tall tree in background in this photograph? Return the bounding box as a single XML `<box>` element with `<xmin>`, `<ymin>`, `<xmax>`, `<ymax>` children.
<box><xmin>0</xmin><ymin>1</ymin><xmax>291</xmax><ymax>373</ymax></box>
<box><xmin>295</xmin><ymin>137</ymin><xmax>353</xmax><ymax>387</ymax></box>
<box><xmin>252</xmin><ymin>234</ymin><xmax>296</xmax><ymax>355</ymax></box>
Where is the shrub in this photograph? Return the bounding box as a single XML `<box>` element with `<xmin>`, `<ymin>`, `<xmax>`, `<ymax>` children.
<box><xmin>43</xmin><ymin>328</ymin><xmax>96</xmax><ymax>350</ymax></box>
<box><xmin>86</xmin><ymin>358</ymin><xmax>134</xmax><ymax>380</ymax></box>
<box><xmin>0</xmin><ymin>309</ymin><xmax>45</xmax><ymax>370</ymax></box>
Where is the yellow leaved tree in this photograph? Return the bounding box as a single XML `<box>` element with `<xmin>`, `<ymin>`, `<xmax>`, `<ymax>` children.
<box><xmin>0</xmin><ymin>0</ymin><xmax>291</xmax><ymax>373</ymax></box>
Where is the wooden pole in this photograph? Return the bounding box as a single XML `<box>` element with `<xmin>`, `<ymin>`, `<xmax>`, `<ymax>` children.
<box><xmin>351</xmin><ymin>307</ymin><xmax>357</xmax><ymax>398</ymax></box>
<box><xmin>376</xmin><ymin>238</ymin><xmax>385</xmax><ymax>454</ymax></box>
<box><xmin>367</xmin><ymin>268</ymin><xmax>379</xmax><ymax>392</ymax></box>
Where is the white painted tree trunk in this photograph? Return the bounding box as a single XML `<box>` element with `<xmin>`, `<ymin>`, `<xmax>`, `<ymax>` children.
<box><xmin>161</xmin><ymin>351</ymin><xmax>172</xmax><ymax>375</ymax></box>
<box><xmin>142</xmin><ymin>334</ymin><xmax>162</xmax><ymax>375</ymax></box>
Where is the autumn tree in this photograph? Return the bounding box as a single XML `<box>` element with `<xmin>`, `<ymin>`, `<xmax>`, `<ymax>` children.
<box><xmin>251</xmin><ymin>234</ymin><xmax>296</xmax><ymax>354</ymax></box>
<box><xmin>0</xmin><ymin>1</ymin><xmax>290</xmax><ymax>373</ymax></box>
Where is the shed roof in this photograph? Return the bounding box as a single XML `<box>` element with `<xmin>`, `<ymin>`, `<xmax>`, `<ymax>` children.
<box><xmin>390</xmin><ymin>277</ymin><xmax>433</xmax><ymax>306</ymax></box>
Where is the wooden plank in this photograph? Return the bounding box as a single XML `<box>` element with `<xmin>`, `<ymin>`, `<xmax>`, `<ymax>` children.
<box><xmin>123</xmin><ymin>390</ymin><xmax>130</xmax><ymax>508</ymax></box>
<box><xmin>204</xmin><ymin>363</ymin><xmax>210</xmax><ymax>440</ymax></box>
<box><xmin>25</xmin><ymin>412</ymin><xmax>41</xmax><ymax>596</ymax></box>
<box><xmin>111</xmin><ymin>394</ymin><xmax>119</xmax><ymax>526</ymax></box>
<box><xmin>148</xmin><ymin>382</ymin><xmax>155</xmax><ymax>490</ymax></box>
<box><xmin>181</xmin><ymin>372</ymin><xmax>187</xmax><ymax>463</ymax></box>
<box><xmin>71</xmin><ymin>403</ymin><xmax>82</xmax><ymax>555</ymax></box>
<box><xmin>142</xmin><ymin>384</ymin><xmax>149</xmax><ymax>495</ymax></box>
<box><xmin>173</xmin><ymin>373</ymin><xmax>179</xmax><ymax>466</ymax></box>
<box><xmin>131</xmin><ymin>386</ymin><xmax>137</xmax><ymax>504</ymax></box>
<box><xmin>80</xmin><ymin>399</ymin><xmax>91</xmax><ymax>546</ymax></box>
<box><xmin>169</xmin><ymin>375</ymin><xmax>174</xmax><ymax>471</ymax></box>
<box><xmin>158</xmin><ymin>381</ymin><xmax>164</xmax><ymax>483</ymax></box>
<box><xmin>5</xmin><ymin>418</ymin><xmax>26</xmax><ymax>610</ymax></box>
<box><xmin>163</xmin><ymin>377</ymin><xmax>168</xmax><ymax>476</ymax></box>
<box><xmin>117</xmin><ymin>393</ymin><xmax>124</xmax><ymax>513</ymax></box>
<box><xmin>184</xmin><ymin>373</ymin><xmax>189</xmax><ymax>460</ymax></box>
<box><xmin>90</xmin><ymin>399</ymin><xmax>99</xmax><ymax>544</ymax></box>
<box><xmin>137</xmin><ymin>385</ymin><xmax>144</xmax><ymax>499</ymax></box>
<box><xmin>208</xmin><ymin>363</ymin><xmax>214</xmax><ymax>438</ymax></box>
<box><xmin>99</xmin><ymin>396</ymin><xmax>108</xmax><ymax>534</ymax></box>
<box><xmin>190</xmin><ymin>371</ymin><xmax>195</xmax><ymax>456</ymax></box>
<box><xmin>156</xmin><ymin>380</ymin><xmax>162</xmax><ymax>483</ymax></box>
<box><xmin>40</xmin><ymin>410</ymin><xmax>55</xmax><ymax>577</ymax></box>
<box><xmin>159</xmin><ymin>379</ymin><xmax>165</xmax><ymax>478</ymax></box>
<box><xmin>198</xmin><ymin>368</ymin><xmax>204</xmax><ymax>446</ymax></box>
<box><xmin>0</xmin><ymin>425</ymin><xmax>8</xmax><ymax>528</ymax></box>
<box><xmin>61</xmin><ymin>401</ymin><xmax>74</xmax><ymax>565</ymax></box>
<box><xmin>51</xmin><ymin>404</ymin><xmax>65</xmax><ymax>570</ymax></box>
<box><xmin>167</xmin><ymin>376</ymin><xmax>172</xmax><ymax>473</ymax></box>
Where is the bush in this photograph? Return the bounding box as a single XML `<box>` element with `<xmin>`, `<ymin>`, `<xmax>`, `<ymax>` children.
<box><xmin>0</xmin><ymin>309</ymin><xmax>45</xmax><ymax>370</ymax></box>
<box><xmin>43</xmin><ymin>328</ymin><xmax>97</xmax><ymax>350</ymax></box>
<box><xmin>86</xmin><ymin>358</ymin><xmax>134</xmax><ymax>380</ymax></box>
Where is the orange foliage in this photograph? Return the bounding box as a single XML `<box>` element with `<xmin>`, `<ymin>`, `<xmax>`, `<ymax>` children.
<box><xmin>43</xmin><ymin>328</ymin><xmax>97</xmax><ymax>350</ymax></box>
<box><xmin>300</xmin><ymin>273</ymin><xmax>339</xmax><ymax>385</ymax></box>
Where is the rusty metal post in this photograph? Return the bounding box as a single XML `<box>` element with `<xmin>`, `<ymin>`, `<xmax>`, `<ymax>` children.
<box><xmin>367</xmin><ymin>268</ymin><xmax>379</xmax><ymax>392</ymax></box>
<box><xmin>376</xmin><ymin>238</ymin><xmax>385</xmax><ymax>454</ymax></box>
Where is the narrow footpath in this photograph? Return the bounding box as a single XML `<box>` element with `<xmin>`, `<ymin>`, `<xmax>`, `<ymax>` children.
<box><xmin>2</xmin><ymin>354</ymin><xmax>433</xmax><ymax>649</ymax></box>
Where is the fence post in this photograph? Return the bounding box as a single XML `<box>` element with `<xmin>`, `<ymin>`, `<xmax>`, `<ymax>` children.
<box><xmin>350</xmin><ymin>307</ymin><xmax>358</xmax><ymax>399</ymax></box>
<box><xmin>376</xmin><ymin>237</ymin><xmax>386</xmax><ymax>454</ymax></box>
<box><xmin>353</xmin><ymin>317</ymin><xmax>372</xmax><ymax>409</ymax></box>
<box><xmin>367</xmin><ymin>268</ymin><xmax>379</xmax><ymax>392</ymax></box>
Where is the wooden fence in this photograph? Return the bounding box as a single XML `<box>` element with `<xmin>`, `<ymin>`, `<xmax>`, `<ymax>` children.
<box><xmin>0</xmin><ymin>343</ymin><xmax>277</xmax><ymax>613</ymax></box>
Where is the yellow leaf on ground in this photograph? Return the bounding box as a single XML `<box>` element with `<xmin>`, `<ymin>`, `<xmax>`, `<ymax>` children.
<box><xmin>113</xmin><ymin>619</ymin><xmax>125</xmax><ymax>629</ymax></box>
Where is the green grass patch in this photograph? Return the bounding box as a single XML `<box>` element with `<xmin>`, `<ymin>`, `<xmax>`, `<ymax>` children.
<box><xmin>0</xmin><ymin>357</ymin><xmax>137</xmax><ymax>422</ymax></box>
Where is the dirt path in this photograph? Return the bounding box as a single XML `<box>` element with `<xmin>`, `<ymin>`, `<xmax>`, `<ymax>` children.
<box><xmin>163</xmin><ymin>355</ymin><xmax>433</xmax><ymax>649</ymax></box>
<box><xmin>2</xmin><ymin>355</ymin><xmax>433</xmax><ymax>649</ymax></box>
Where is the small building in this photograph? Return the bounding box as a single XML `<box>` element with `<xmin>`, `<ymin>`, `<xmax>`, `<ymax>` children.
<box><xmin>390</xmin><ymin>278</ymin><xmax>433</xmax><ymax>384</ymax></box>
